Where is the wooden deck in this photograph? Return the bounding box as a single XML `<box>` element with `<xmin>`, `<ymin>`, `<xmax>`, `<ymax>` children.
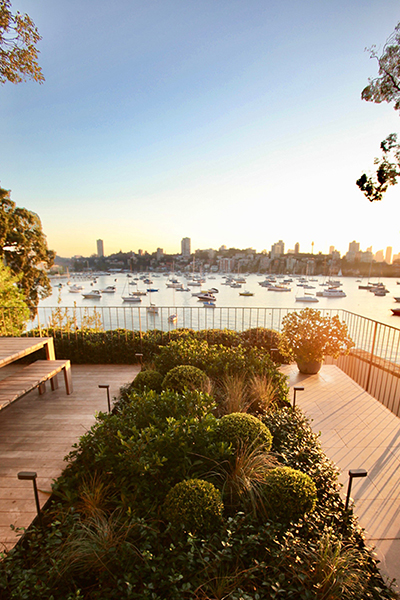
<box><xmin>0</xmin><ymin>363</ymin><xmax>139</xmax><ymax>551</ymax></box>
<box><xmin>281</xmin><ymin>364</ymin><xmax>400</xmax><ymax>590</ymax></box>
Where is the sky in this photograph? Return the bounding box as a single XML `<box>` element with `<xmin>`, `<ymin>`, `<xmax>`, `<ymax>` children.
<box><xmin>1</xmin><ymin>0</ymin><xmax>400</xmax><ymax>259</ymax></box>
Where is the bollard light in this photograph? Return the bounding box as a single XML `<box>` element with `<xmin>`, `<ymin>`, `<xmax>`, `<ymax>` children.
<box><xmin>345</xmin><ymin>469</ymin><xmax>367</xmax><ymax>510</ymax></box>
<box><xmin>270</xmin><ymin>348</ymin><xmax>278</xmax><ymax>362</ymax></box>
<box><xmin>293</xmin><ymin>386</ymin><xmax>304</xmax><ymax>409</ymax></box>
<box><xmin>135</xmin><ymin>353</ymin><xmax>143</xmax><ymax>366</ymax></box>
<box><xmin>98</xmin><ymin>384</ymin><xmax>111</xmax><ymax>412</ymax></box>
<box><xmin>17</xmin><ymin>471</ymin><xmax>44</xmax><ymax>530</ymax></box>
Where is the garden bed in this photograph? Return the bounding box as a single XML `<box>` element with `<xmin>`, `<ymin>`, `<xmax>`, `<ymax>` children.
<box><xmin>0</xmin><ymin>329</ymin><xmax>397</xmax><ymax>599</ymax></box>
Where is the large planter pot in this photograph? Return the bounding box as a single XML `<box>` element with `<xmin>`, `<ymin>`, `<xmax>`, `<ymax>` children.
<box><xmin>295</xmin><ymin>358</ymin><xmax>322</xmax><ymax>375</ymax></box>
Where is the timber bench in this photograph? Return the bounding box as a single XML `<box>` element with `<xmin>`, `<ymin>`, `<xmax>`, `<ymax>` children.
<box><xmin>0</xmin><ymin>359</ymin><xmax>73</xmax><ymax>411</ymax></box>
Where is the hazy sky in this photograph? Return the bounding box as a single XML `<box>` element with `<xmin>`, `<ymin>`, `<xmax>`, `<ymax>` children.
<box><xmin>1</xmin><ymin>0</ymin><xmax>400</xmax><ymax>258</ymax></box>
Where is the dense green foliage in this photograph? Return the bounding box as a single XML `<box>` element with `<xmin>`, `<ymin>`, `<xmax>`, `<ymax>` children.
<box><xmin>164</xmin><ymin>479</ymin><xmax>224</xmax><ymax>534</ymax></box>
<box><xmin>218</xmin><ymin>412</ymin><xmax>273</xmax><ymax>451</ymax></box>
<box><xmin>162</xmin><ymin>365</ymin><xmax>209</xmax><ymax>392</ymax></box>
<box><xmin>0</xmin><ymin>261</ymin><xmax>29</xmax><ymax>334</ymax></box>
<box><xmin>33</xmin><ymin>326</ymin><xmax>284</xmax><ymax>363</ymax></box>
<box><xmin>0</xmin><ymin>331</ymin><xmax>395</xmax><ymax>599</ymax></box>
<box><xmin>0</xmin><ymin>188</ymin><xmax>54</xmax><ymax>313</ymax></box>
<box><xmin>262</xmin><ymin>466</ymin><xmax>317</xmax><ymax>522</ymax></box>
<box><xmin>129</xmin><ymin>368</ymin><xmax>164</xmax><ymax>393</ymax></box>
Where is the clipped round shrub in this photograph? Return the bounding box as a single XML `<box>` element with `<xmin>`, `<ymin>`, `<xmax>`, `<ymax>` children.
<box><xmin>218</xmin><ymin>412</ymin><xmax>273</xmax><ymax>451</ymax></box>
<box><xmin>164</xmin><ymin>479</ymin><xmax>224</xmax><ymax>534</ymax></box>
<box><xmin>131</xmin><ymin>369</ymin><xmax>164</xmax><ymax>393</ymax></box>
<box><xmin>162</xmin><ymin>365</ymin><xmax>209</xmax><ymax>393</ymax></box>
<box><xmin>262</xmin><ymin>466</ymin><xmax>317</xmax><ymax>523</ymax></box>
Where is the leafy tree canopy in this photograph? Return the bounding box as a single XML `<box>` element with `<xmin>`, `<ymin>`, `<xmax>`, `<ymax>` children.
<box><xmin>0</xmin><ymin>187</ymin><xmax>55</xmax><ymax>313</ymax></box>
<box><xmin>356</xmin><ymin>133</ymin><xmax>400</xmax><ymax>201</ymax></box>
<box><xmin>362</xmin><ymin>22</ymin><xmax>400</xmax><ymax>112</ymax></box>
<box><xmin>0</xmin><ymin>0</ymin><xmax>44</xmax><ymax>85</ymax></box>
<box><xmin>0</xmin><ymin>260</ymin><xmax>29</xmax><ymax>334</ymax></box>
<box><xmin>357</xmin><ymin>22</ymin><xmax>400</xmax><ymax>201</ymax></box>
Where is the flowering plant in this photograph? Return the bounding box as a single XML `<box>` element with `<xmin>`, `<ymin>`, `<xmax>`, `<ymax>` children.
<box><xmin>278</xmin><ymin>308</ymin><xmax>354</xmax><ymax>363</ymax></box>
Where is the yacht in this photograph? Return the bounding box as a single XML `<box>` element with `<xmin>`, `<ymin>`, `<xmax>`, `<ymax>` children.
<box><xmin>295</xmin><ymin>295</ymin><xmax>319</xmax><ymax>303</ymax></box>
<box><xmin>122</xmin><ymin>294</ymin><xmax>142</xmax><ymax>303</ymax></box>
<box><xmin>82</xmin><ymin>290</ymin><xmax>102</xmax><ymax>299</ymax></box>
<box><xmin>267</xmin><ymin>285</ymin><xmax>291</xmax><ymax>292</ymax></box>
<box><xmin>322</xmin><ymin>288</ymin><xmax>346</xmax><ymax>298</ymax></box>
<box><xmin>101</xmin><ymin>285</ymin><xmax>116</xmax><ymax>293</ymax></box>
<box><xmin>197</xmin><ymin>293</ymin><xmax>216</xmax><ymax>302</ymax></box>
<box><xmin>69</xmin><ymin>284</ymin><xmax>83</xmax><ymax>293</ymax></box>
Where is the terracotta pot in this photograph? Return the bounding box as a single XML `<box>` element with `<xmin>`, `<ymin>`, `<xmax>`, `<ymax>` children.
<box><xmin>295</xmin><ymin>358</ymin><xmax>322</xmax><ymax>374</ymax></box>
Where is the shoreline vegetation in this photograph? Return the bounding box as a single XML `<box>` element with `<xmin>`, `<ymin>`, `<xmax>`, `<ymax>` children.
<box><xmin>0</xmin><ymin>327</ymin><xmax>397</xmax><ymax>599</ymax></box>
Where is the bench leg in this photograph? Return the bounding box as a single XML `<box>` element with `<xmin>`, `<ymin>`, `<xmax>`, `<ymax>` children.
<box><xmin>63</xmin><ymin>363</ymin><xmax>73</xmax><ymax>395</ymax></box>
<box><xmin>38</xmin><ymin>382</ymin><xmax>46</xmax><ymax>395</ymax></box>
<box><xmin>50</xmin><ymin>374</ymin><xmax>59</xmax><ymax>391</ymax></box>
<box><xmin>45</xmin><ymin>338</ymin><xmax>56</xmax><ymax>361</ymax></box>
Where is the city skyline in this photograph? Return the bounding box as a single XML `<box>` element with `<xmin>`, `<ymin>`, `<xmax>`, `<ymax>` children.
<box><xmin>1</xmin><ymin>1</ymin><xmax>400</xmax><ymax>257</ymax></box>
<box><xmin>81</xmin><ymin>236</ymin><xmax>398</xmax><ymax>263</ymax></box>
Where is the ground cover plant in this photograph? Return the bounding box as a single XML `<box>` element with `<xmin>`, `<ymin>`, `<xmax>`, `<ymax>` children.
<box><xmin>0</xmin><ymin>331</ymin><xmax>397</xmax><ymax>599</ymax></box>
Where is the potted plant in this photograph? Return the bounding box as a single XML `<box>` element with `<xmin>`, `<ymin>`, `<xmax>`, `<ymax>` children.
<box><xmin>278</xmin><ymin>308</ymin><xmax>354</xmax><ymax>374</ymax></box>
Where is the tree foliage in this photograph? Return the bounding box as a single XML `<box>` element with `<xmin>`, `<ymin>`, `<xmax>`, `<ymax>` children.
<box><xmin>356</xmin><ymin>133</ymin><xmax>400</xmax><ymax>201</ymax></box>
<box><xmin>361</xmin><ymin>22</ymin><xmax>400</xmax><ymax>112</ymax></box>
<box><xmin>0</xmin><ymin>260</ymin><xmax>29</xmax><ymax>334</ymax></box>
<box><xmin>0</xmin><ymin>0</ymin><xmax>44</xmax><ymax>85</ymax></box>
<box><xmin>357</xmin><ymin>22</ymin><xmax>400</xmax><ymax>201</ymax></box>
<box><xmin>0</xmin><ymin>187</ymin><xmax>55</xmax><ymax>313</ymax></box>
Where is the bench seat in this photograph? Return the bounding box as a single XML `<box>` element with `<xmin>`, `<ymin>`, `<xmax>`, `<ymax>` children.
<box><xmin>0</xmin><ymin>360</ymin><xmax>73</xmax><ymax>411</ymax></box>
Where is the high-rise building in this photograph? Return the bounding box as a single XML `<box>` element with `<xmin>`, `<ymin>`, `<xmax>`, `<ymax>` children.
<box><xmin>271</xmin><ymin>240</ymin><xmax>284</xmax><ymax>259</ymax></box>
<box><xmin>181</xmin><ymin>237</ymin><xmax>191</xmax><ymax>257</ymax></box>
<box><xmin>348</xmin><ymin>240</ymin><xmax>360</xmax><ymax>254</ymax></box>
<box><xmin>294</xmin><ymin>242</ymin><xmax>300</xmax><ymax>254</ymax></box>
<box><xmin>385</xmin><ymin>246</ymin><xmax>392</xmax><ymax>264</ymax></box>
<box><xmin>96</xmin><ymin>239</ymin><xmax>104</xmax><ymax>257</ymax></box>
<box><xmin>346</xmin><ymin>240</ymin><xmax>360</xmax><ymax>262</ymax></box>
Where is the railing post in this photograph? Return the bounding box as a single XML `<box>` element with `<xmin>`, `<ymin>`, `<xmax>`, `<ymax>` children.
<box><xmin>365</xmin><ymin>321</ymin><xmax>378</xmax><ymax>393</ymax></box>
<box><xmin>37</xmin><ymin>307</ymin><xmax>42</xmax><ymax>338</ymax></box>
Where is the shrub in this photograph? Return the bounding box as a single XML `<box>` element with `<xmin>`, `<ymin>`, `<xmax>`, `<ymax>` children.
<box><xmin>163</xmin><ymin>479</ymin><xmax>223</xmax><ymax>534</ymax></box>
<box><xmin>130</xmin><ymin>369</ymin><xmax>164</xmax><ymax>393</ymax></box>
<box><xmin>239</xmin><ymin>327</ymin><xmax>284</xmax><ymax>356</ymax></box>
<box><xmin>154</xmin><ymin>338</ymin><xmax>210</xmax><ymax>375</ymax></box>
<box><xmin>262</xmin><ymin>407</ymin><xmax>340</xmax><ymax>499</ymax></box>
<box><xmin>162</xmin><ymin>365</ymin><xmax>210</xmax><ymax>393</ymax></box>
<box><xmin>218</xmin><ymin>413</ymin><xmax>272</xmax><ymax>451</ymax></box>
<box><xmin>262</xmin><ymin>466</ymin><xmax>317</xmax><ymax>523</ymax></box>
<box><xmin>196</xmin><ymin>328</ymin><xmax>240</xmax><ymax>348</ymax></box>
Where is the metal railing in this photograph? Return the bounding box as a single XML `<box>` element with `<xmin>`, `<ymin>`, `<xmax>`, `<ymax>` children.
<box><xmin>1</xmin><ymin>305</ymin><xmax>400</xmax><ymax>416</ymax></box>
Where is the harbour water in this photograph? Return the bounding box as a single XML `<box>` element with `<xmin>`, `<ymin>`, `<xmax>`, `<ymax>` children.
<box><xmin>41</xmin><ymin>273</ymin><xmax>400</xmax><ymax>330</ymax></box>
